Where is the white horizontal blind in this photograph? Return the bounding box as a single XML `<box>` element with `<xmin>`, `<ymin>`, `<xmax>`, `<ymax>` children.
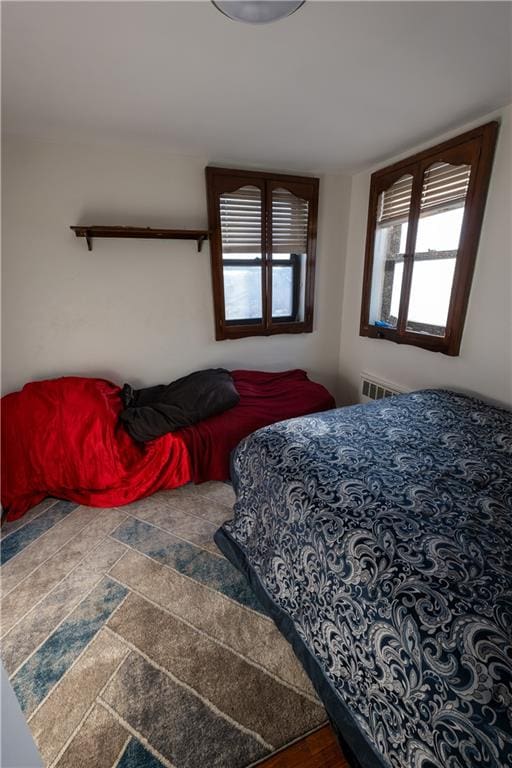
<box><xmin>377</xmin><ymin>174</ymin><xmax>413</xmax><ymax>227</ymax></box>
<box><xmin>220</xmin><ymin>186</ymin><xmax>262</xmax><ymax>254</ymax></box>
<box><xmin>272</xmin><ymin>188</ymin><xmax>309</xmax><ymax>254</ymax></box>
<box><xmin>420</xmin><ymin>162</ymin><xmax>471</xmax><ymax>214</ymax></box>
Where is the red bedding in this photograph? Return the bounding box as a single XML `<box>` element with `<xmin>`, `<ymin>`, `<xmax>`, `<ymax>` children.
<box><xmin>179</xmin><ymin>369</ymin><xmax>335</xmax><ymax>483</ymax></box>
<box><xmin>1</xmin><ymin>377</ymin><xmax>192</xmax><ymax>521</ymax></box>
<box><xmin>1</xmin><ymin>370</ymin><xmax>334</xmax><ymax>522</ymax></box>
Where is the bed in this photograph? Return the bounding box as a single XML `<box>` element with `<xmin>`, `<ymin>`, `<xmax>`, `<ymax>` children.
<box><xmin>179</xmin><ymin>369</ymin><xmax>335</xmax><ymax>483</ymax></box>
<box><xmin>1</xmin><ymin>370</ymin><xmax>334</xmax><ymax>521</ymax></box>
<box><xmin>214</xmin><ymin>390</ymin><xmax>512</xmax><ymax>768</ymax></box>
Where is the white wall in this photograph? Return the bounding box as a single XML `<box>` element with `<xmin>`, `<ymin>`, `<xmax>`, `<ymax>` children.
<box><xmin>6</xmin><ymin>110</ymin><xmax>508</xmax><ymax>409</ymax></box>
<box><xmin>1</xmin><ymin>136</ymin><xmax>351</xmax><ymax>398</ymax></box>
<box><xmin>338</xmin><ymin>105</ymin><xmax>512</xmax><ymax>408</ymax></box>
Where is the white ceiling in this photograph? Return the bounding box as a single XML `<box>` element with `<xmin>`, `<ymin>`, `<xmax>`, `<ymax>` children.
<box><xmin>2</xmin><ymin>1</ymin><xmax>511</xmax><ymax>172</ymax></box>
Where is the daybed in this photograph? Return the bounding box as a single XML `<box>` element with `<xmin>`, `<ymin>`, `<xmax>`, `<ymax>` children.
<box><xmin>179</xmin><ymin>369</ymin><xmax>335</xmax><ymax>483</ymax></box>
<box><xmin>1</xmin><ymin>370</ymin><xmax>334</xmax><ymax>521</ymax></box>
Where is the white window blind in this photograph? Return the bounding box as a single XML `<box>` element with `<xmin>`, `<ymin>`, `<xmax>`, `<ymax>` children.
<box><xmin>219</xmin><ymin>185</ymin><xmax>310</xmax><ymax>255</ymax></box>
<box><xmin>272</xmin><ymin>188</ymin><xmax>309</xmax><ymax>254</ymax></box>
<box><xmin>420</xmin><ymin>162</ymin><xmax>471</xmax><ymax>214</ymax></box>
<box><xmin>220</xmin><ymin>186</ymin><xmax>262</xmax><ymax>254</ymax></box>
<box><xmin>377</xmin><ymin>174</ymin><xmax>413</xmax><ymax>227</ymax></box>
<box><xmin>378</xmin><ymin>164</ymin><xmax>471</xmax><ymax>228</ymax></box>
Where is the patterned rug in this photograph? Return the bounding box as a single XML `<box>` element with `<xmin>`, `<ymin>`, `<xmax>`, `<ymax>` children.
<box><xmin>1</xmin><ymin>482</ymin><xmax>326</xmax><ymax>768</ymax></box>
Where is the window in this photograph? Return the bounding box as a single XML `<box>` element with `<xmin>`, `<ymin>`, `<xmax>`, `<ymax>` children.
<box><xmin>206</xmin><ymin>167</ymin><xmax>318</xmax><ymax>339</ymax></box>
<box><xmin>360</xmin><ymin>122</ymin><xmax>498</xmax><ymax>355</ymax></box>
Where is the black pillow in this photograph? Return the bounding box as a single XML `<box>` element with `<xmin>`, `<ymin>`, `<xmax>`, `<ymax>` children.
<box><xmin>119</xmin><ymin>368</ymin><xmax>239</xmax><ymax>442</ymax></box>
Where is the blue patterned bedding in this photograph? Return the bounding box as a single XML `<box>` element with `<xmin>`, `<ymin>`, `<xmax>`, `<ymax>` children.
<box><xmin>215</xmin><ymin>390</ymin><xmax>512</xmax><ymax>768</ymax></box>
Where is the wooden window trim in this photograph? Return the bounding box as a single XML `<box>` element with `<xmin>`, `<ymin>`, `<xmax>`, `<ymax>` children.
<box><xmin>206</xmin><ymin>167</ymin><xmax>319</xmax><ymax>341</ymax></box>
<box><xmin>359</xmin><ymin>121</ymin><xmax>499</xmax><ymax>356</ymax></box>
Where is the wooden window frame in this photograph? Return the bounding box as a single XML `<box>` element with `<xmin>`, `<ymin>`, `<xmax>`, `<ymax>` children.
<box><xmin>359</xmin><ymin>121</ymin><xmax>499</xmax><ymax>356</ymax></box>
<box><xmin>206</xmin><ymin>166</ymin><xmax>319</xmax><ymax>340</ymax></box>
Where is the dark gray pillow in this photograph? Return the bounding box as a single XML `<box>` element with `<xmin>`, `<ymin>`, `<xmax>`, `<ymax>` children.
<box><xmin>119</xmin><ymin>368</ymin><xmax>240</xmax><ymax>442</ymax></box>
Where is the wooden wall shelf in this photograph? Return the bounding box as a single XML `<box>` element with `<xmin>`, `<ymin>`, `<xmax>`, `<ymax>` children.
<box><xmin>70</xmin><ymin>226</ymin><xmax>209</xmax><ymax>252</ymax></box>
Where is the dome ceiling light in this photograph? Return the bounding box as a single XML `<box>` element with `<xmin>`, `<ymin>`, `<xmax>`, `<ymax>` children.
<box><xmin>212</xmin><ymin>1</ymin><xmax>305</xmax><ymax>24</ymax></box>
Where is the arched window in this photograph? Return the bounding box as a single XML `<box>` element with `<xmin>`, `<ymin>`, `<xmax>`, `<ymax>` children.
<box><xmin>206</xmin><ymin>167</ymin><xmax>318</xmax><ymax>340</ymax></box>
<box><xmin>360</xmin><ymin>122</ymin><xmax>498</xmax><ymax>355</ymax></box>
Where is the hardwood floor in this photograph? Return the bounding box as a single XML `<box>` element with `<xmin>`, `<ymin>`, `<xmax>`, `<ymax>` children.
<box><xmin>257</xmin><ymin>725</ymin><xmax>349</xmax><ymax>768</ymax></box>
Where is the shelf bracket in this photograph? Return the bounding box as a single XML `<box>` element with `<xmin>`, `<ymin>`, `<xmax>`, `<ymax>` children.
<box><xmin>85</xmin><ymin>232</ymin><xmax>93</xmax><ymax>252</ymax></box>
<box><xmin>197</xmin><ymin>235</ymin><xmax>207</xmax><ymax>253</ymax></box>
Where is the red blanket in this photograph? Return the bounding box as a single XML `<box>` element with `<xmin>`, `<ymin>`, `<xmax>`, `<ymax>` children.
<box><xmin>179</xmin><ymin>369</ymin><xmax>335</xmax><ymax>483</ymax></box>
<box><xmin>1</xmin><ymin>371</ymin><xmax>334</xmax><ymax>522</ymax></box>
<box><xmin>1</xmin><ymin>377</ymin><xmax>191</xmax><ymax>521</ymax></box>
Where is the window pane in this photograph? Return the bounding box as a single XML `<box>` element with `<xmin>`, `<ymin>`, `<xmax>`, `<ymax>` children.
<box><xmin>220</xmin><ymin>184</ymin><xmax>263</xmax><ymax>324</ymax></box>
<box><xmin>271</xmin><ymin>254</ymin><xmax>306</xmax><ymax>322</ymax></box>
<box><xmin>369</xmin><ymin>174</ymin><xmax>413</xmax><ymax>328</ymax></box>
<box><xmin>272</xmin><ymin>265</ymin><xmax>293</xmax><ymax>318</ymax></box>
<box><xmin>406</xmin><ymin>258</ymin><xmax>456</xmax><ymax>334</ymax></box>
<box><xmin>223</xmin><ymin>264</ymin><xmax>262</xmax><ymax>321</ymax></box>
<box><xmin>406</xmin><ymin>163</ymin><xmax>470</xmax><ymax>336</ymax></box>
<box><xmin>220</xmin><ymin>185</ymin><xmax>261</xmax><ymax>254</ymax></box>
<box><xmin>272</xmin><ymin>188</ymin><xmax>308</xmax><ymax>254</ymax></box>
<box><xmin>272</xmin><ymin>188</ymin><xmax>308</xmax><ymax>324</ymax></box>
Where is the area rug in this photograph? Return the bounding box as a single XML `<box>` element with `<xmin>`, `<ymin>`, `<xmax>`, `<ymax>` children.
<box><xmin>1</xmin><ymin>482</ymin><xmax>326</xmax><ymax>767</ymax></box>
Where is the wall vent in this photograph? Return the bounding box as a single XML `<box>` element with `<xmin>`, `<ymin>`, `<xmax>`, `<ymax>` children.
<box><xmin>360</xmin><ymin>372</ymin><xmax>406</xmax><ymax>404</ymax></box>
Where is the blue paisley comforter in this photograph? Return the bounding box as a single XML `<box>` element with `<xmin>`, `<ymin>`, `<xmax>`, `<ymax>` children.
<box><xmin>216</xmin><ymin>390</ymin><xmax>512</xmax><ymax>768</ymax></box>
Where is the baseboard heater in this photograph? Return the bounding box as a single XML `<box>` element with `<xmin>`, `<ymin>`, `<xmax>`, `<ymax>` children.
<box><xmin>360</xmin><ymin>372</ymin><xmax>407</xmax><ymax>404</ymax></box>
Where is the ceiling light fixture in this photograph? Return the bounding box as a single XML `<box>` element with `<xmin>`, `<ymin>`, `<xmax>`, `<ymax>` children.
<box><xmin>212</xmin><ymin>1</ymin><xmax>305</xmax><ymax>24</ymax></box>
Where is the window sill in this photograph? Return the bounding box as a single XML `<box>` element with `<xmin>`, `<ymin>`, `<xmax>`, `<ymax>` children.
<box><xmin>216</xmin><ymin>320</ymin><xmax>313</xmax><ymax>341</ymax></box>
<box><xmin>360</xmin><ymin>323</ymin><xmax>459</xmax><ymax>356</ymax></box>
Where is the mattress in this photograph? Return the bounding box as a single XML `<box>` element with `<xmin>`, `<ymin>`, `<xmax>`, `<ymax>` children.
<box><xmin>179</xmin><ymin>369</ymin><xmax>335</xmax><ymax>483</ymax></box>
